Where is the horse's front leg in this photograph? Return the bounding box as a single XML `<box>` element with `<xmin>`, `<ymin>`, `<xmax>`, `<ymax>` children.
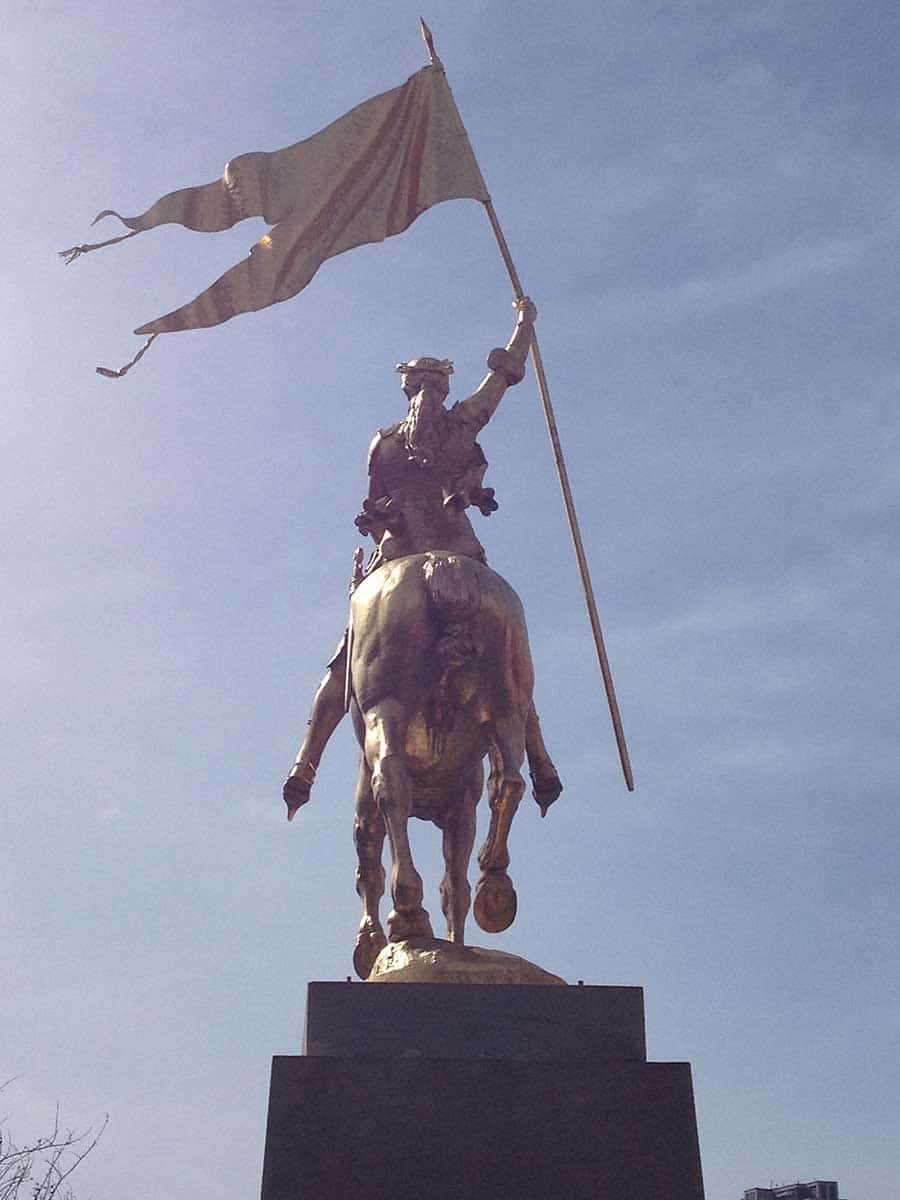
<box><xmin>438</xmin><ymin>762</ymin><xmax>480</xmax><ymax>944</ymax></box>
<box><xmin>474</xmin><ymin>716</ymin><xmax>526</xmax><ymax>933</ymax></box>
<box><xmin>352</xmin><ymin>755</ymin><xmax>387</xmax><ymax>979</ymax></box>
<box><xmin>364</xmin><ymin>699</ymin><xmax>434</xmax><ymax>943</ymax></box>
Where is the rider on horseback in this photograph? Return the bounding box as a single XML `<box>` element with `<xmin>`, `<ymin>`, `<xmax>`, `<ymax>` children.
<box><xmin>284</xmin><ymin>298</ymin><xmax>562</xmax><ymax>818</ymax></box>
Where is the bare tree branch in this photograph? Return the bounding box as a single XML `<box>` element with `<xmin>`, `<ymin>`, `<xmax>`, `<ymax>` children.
<box><xmin>0</xmin><ymin>1083</ymin><xmax>106</xmax><ymax>1200</ymax></box>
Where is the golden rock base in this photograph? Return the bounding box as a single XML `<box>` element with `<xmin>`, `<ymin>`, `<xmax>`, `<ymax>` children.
<box><xmin>366</xmin><ymin>936</ymin><xmax>566</xmax><ymax>985</ymax></box>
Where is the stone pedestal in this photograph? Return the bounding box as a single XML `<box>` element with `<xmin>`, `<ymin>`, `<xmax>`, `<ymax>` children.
<box><xmin>260</xmin><ymin>981</ymin><xmax>704</xmax><ymax>1200</ymax></box>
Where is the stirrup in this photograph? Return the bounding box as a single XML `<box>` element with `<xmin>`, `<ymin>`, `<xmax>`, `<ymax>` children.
<box><xmin>289</xmin><ymin>760</ymin><xmax>317</xmax><ymax>788</ymax></box>
<box><xmin>285</xmin><ymin>759</ymin><xmax>317</xmax><ymax>804</ymax></box>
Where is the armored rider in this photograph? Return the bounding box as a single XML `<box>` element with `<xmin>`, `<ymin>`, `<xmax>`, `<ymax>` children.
<box><xmin>283</xmin><ymin>297</ymin><xmax>562</xmax><ymax>817</ymax></box>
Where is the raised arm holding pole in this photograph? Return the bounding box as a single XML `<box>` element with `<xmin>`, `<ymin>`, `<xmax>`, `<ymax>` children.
<box><xmin>419</xmin><ymin>19</ymin><xmax>634</xmax><ymax>791</ymax></box>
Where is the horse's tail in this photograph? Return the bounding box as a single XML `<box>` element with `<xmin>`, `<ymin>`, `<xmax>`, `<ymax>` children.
<box><xmin>423</xmin><ymin>554</ymin><xmax>482</xmax><ymax>667</ymax></box>
<box><xmin>423</xmin><ymin>554</ymin><xmax>481</xmax><ymax>621</ymax></box>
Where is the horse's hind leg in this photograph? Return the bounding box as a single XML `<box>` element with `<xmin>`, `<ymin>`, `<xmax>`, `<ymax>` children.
<box><xmin>365</xmin><ymin>699</ymin><xmax>434</xmax><ymax>943</ymax></box>
<box><xmin>474</xmin><ymin>717</ymin><xmax>526</xmax><ymax>933</ymax></box>
<box><xmin>438</xmin><ymin>762</ymin><xmax>480</xmax><ymax>944</ymax></box>
<box><xmin>352</xmin><ymin>756</ymin><xmax>387</xmax><ymax>979</ymax></box>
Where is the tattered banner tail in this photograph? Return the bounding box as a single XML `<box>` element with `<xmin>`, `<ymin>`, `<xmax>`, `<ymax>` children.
<box><xmin>59</xmin><ymin>227</ymin><xmax>140</xmax><ymax>265</ymax></box>
<box><xmin>96</xmin><ymin>333</ymin><xmax>159</xmax><ymax>379</ymax></box>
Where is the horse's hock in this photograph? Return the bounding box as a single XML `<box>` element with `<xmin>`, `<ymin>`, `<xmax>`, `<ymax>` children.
<box><xmin>259</xmin><ymin>974</ymin><xmax>705</xmax><ymax>1200</ymax></box>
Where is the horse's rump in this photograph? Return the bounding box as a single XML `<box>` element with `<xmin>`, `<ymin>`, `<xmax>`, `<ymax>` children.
<box><xmin>350</xmin><ymin>552</ymin><xmax>533</xmax><ymax>719</ymax></box>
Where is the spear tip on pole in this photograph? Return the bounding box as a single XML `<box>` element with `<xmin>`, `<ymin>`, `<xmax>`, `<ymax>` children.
<box><xmin>419</xmin><ymin>17</ymin><xmax>442</xmax><ymax>67</ymax></box>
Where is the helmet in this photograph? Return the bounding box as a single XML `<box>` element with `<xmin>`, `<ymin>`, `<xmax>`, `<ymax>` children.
<box><xmin>394</xmin><ymin>357</ymin><xmax>454</xmax><ymax>375</ymax></box>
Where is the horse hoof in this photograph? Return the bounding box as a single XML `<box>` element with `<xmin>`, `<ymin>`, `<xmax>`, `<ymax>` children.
<box><xmin>353</xmin><ymin>926</ymin><xmax>387</xmax><ymax>980</ymax></box>
<box><xmin>474</xmin><ymin>870</ymin><xmax>518</xmax><ymax>933</ymax></box>
<box><xmin>387</xmin><ymin>907</ymin><xmax>434</xmax><ymax>942</ymax></box>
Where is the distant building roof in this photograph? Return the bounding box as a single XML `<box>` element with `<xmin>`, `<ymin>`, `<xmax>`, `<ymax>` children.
<box><xmin>742</xmin><ymin>1181</ymin><xmax>841</xmax><ymax>1200</ymax></box>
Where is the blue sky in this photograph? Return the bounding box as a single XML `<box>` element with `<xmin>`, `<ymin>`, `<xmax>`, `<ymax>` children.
<box><xmin>2</xmin><ymin>2</ymin><xmax>898</xmax><ymax>1198</ymax></box>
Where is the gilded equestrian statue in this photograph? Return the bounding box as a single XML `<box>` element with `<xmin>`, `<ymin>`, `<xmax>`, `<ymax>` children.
<box><xmin>283</xmin><ymin>298</ymin><xmax>562</xmax><ymax>977</ymax></box>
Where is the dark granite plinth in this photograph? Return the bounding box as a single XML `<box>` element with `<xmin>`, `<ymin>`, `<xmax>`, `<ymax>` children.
<box><xmin>304</xmin><ymin>981</ymin><xmax>646</xmax><ymax>1061</ymax></box>
<box><xmin>260</xmin><ymin>982</ymin><xmax>704</xmax><ymax>1200</ymax></box>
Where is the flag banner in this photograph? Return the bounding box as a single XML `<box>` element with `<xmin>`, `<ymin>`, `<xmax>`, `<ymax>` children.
<box><xmin>63</xmin><ymin>65</ymin><xmax>489</xmax><ymax>340</ymax></box>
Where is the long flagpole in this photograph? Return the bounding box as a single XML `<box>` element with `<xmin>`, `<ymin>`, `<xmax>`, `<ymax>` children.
<box><xmin>421</xmin><ymin>20</ymin><xmax>635</xmax><ymax>792</ymax></box>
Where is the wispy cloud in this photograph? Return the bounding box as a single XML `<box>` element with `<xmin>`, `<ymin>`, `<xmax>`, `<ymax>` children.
<box><xmin>97</xmin><ymin>805</ymin><xmax>128</xmax><ymax>825</ymax></box>
<box><xmin>598</xmin><ymin>229</ymin><xmax>886</xmax><ymax>325</ymax></box>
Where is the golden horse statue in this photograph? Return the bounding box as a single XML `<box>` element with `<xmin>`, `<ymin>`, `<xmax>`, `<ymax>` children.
<box><xmin>345</xmin><ymin>551</ymin><xmax>539</xmax><ymax>979</ymax></box>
